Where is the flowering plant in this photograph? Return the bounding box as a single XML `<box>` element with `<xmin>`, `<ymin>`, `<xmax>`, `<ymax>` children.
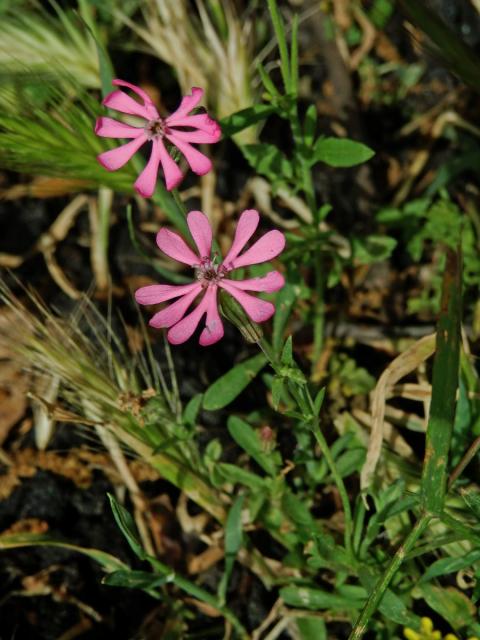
<box><xmin>135</xmin><ymin>209</ymin><xmax>285</xmax><ymax>345</ymax></box>
<box><xmin>95</xmin><ymin>80</ymin><xmax>221</xmax><ymax>196</ymax></box>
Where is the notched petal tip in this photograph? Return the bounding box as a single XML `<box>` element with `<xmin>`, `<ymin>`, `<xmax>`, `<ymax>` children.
<box><xmin>190</xmin><ymin>87</ymin><xmax>204</xmax><ymax>99</ymax></box>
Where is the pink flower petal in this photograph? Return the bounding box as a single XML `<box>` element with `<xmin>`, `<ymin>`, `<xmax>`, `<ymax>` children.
<box><xmin>166</xmin><ymin>113</ymin><xmax>222</xmax><ymax>136</ymax></box>
<box><xmin>112</xmin><ymin>79</ymin><xmax>156</xmax><ymax>106</ymax></box>
<box><xmin>219</xmin><ymin>280</ymin><xmax>275</xmax><ymax>323</ymax></box>
<box><xmin>95</xmin><ymin>117</ymin><xmax>142</xmax><ymax>138</ymax></box>
<box><xmin>103</xmin><ymin>79</ymin><xmax>160</xmax><ymax>120</ymax></box>
<box><xmin>167</xmin><ymin>288</ymin><xmax>210</xmax><ymax>344</ymax></box>
<box><xmin>103</xmin><ymin>90</ymin><xmax>151</xmax><ymax>120</ymax></box>
<box><xmin>156</xmin><ymin>228</ymin><xmax>200</xmax><ymax>266</ymax></box>
<box><xmin>187</xmin><ymin>211</ymin><xmax>212</xmax><ymax>259</ymax></box>
<box><xmin>149</xmin><ymin>284</ymin><xmax>202</xmax><ymax>329</ymax></box>
<box><xmin>224</xmin><ymin>271</ymin><xmax>285</xmax><ymax>293</ymax></box>
<box><xmin>167</xmin><ymin>129</ymin><xmax>221</xmax><ymax>144</ymax></box>
<box><xmin>165</xmin><ymin>134</ymin><xmax>212</xmax><ymax>175</ymax></box>
<box><xmin>134</xmin><ymin>140</ymin><xmax>161</xmax><ymax>198</ymax></box>
<box><xmin>167</xmin><ymin>87</ymin><xmax>204</xmax><ymax>120</ymax></box>
<box><xmin>157</xmin><ymin>139</ymin><xmax>184</xmax><ymax>191</ymax></box>
<box><xmin>135</xmin><ymin>282</ymin><xmax>200</xmax><ymax>305</ymax></box>
<box><xmin>230</xmin><ymin>230</ymin><xmax>286</xmax><ymax>269</ymax></box>
<box><xmin>165</xmin><ymin>113</ymin><xmax>221</xmax><ymax>133</ymax></box>
<box><xmin>97</xmin><ymin>135</ymin><xmax>146</xmax><ymax>171</ymax></box>
<box><xmin>222</xmin><ymin>209</ymin><xmax>259</xmax><ymax>268</ymax></box>
<box><xmin>199</xmin><ymin>287</ymin><xmax>224</xmax><ymax>346</ymax></box>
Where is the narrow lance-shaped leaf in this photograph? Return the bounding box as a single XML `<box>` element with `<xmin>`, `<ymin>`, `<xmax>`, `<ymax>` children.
<box><xmin>108</xmin><ymin>492</ymin><xmax>146</xmax><ymax>560</ymax></box>
<box><xmin>203</xmin><ymin>353</ymin><xmax>267</xmax><ymax>411</ymax></box>
<box><xmin>218</xmin><ymin>494</ymin><xmax>244</xmax><ymax>605</ymax></box>
<box><xmin>220</xmin><ymin>104</ymin><xmax>278</xmax><ymax>138</ymax></box>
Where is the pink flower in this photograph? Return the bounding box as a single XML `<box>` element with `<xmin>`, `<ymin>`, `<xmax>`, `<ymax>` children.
<box><xmin>95</xmin><ymin>80</ymin><xmax>221</xmax><ymax>197</ymax></box>
<box><xmin>135</xmin><ymin>209</ymin><xmax>286</xmax><ymax>346</ymax></box>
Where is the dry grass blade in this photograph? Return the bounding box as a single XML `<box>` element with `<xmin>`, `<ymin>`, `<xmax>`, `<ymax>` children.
<box><xmin>0</xmin><ymin>7</ymin><xmax>99</xmax><ymax>88</ymax></box>
<box><xmin>117</xmin><ymin>0</ymin><xmax>257</xmax><ymax>143</ymax></box>
<box><xmin>361</xmin><ymin>333</ymin><xmax>436</xmax><ymax>493</ymax></box>
<box><xmin>0</xmin><ymin>282</ymin><xmax>227</xmax><ymax>522</ymax></box>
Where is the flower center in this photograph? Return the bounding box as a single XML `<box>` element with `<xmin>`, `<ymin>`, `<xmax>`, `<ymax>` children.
<box><xmin>144</xmin><ymin>118</ymin><xmax>170</xmax><ymax>140</ymax></box>
<box><xmin>195</xmin><ymin>258</ymin><xmax>227</xmax><ymax>288</ymax></box>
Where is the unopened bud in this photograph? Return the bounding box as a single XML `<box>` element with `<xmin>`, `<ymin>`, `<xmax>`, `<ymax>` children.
<box><xmin>260</xmin><ymin>425</ymin><xmax>275</xmax><ymax>452</ymax></box>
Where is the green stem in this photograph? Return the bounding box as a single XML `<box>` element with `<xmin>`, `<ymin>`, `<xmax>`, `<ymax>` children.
<box><xmin>348</xmin><ymin>515</ymin><xmax>431</xmax><ymax>639</ymax></box>
<box><xmin>170</xmin><ymin>187</ymin><xmax>189</xmax><ymax>217</ymax></box>
<box><xmin>312</xmin><ymin>252</ymin><xmax>326</xmax><ymax>372</ymax></box>
<box><xmin>306</xmin><ymin>393</ymin><xmax>353</xmax><ymax>557</ymax></box>
<box><xmin>258</xmin><ymin>337</ymin><xmax>353</xmax><ymax>557</ymax></box>
<box><xmin>289</xmin><ymin>104</ymin><xmax>326</xmax><ymax>372</ymax></box>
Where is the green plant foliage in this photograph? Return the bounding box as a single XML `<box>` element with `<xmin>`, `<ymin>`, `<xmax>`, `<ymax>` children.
<box><xmin>202</xmin><ymin>353</ymin><xmax>267</xmax><ymax>410</ymax></box>
<box><xmin>311</xmin><ymin>137</ymin><xmax>375</xmax><ymax>168</ymax></box>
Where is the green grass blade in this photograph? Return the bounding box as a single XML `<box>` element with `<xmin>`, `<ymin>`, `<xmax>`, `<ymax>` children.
<box><xmin>421</xmin><ymin>247</ymin><xmax>462</xmax><ymax>513</ymax></box>
<box><xmin>266</xmin><ymin>0</ymin><xmax>291</xmax><ymax>92</ymax></box>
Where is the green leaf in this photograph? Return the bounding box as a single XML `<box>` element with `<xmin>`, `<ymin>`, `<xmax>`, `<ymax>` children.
<box><xmin>0</xmin><ymin>533</ymin><xmax>128</xmax><ymax>573</ymax></box>
<box><xmin>419</xmin><ymin>549</ymin><xmax>480</xmax><ymax>583</ymax></box>
<box><xmin>303</xmin><ymin>105</ymin><xmax>318</xmax><ymax>147</ymax></box>
<box><xmin>359</xmin><ymin>569</ymin><xmax>420</xmax><ymax>627</ymax></box>
<box><xmin>258</xmin><ymin>62</ymin><xmax>281</xmax><ymax>97</ymax></box>
<box><xmin>290</xmin><ymin>13</ymin><xmax>299</xmax><ymax>96</ymax></box>
<box><xmin>421</xmin><ymin>248</ymin><xmax>462</xmax><ymax>513</ymax></box>
<box><xmin>227</xmin><ymin>416</ymin><xmax>279</xmax><ymax>476</ymax></box>
<box><xmin>183</xmin><ymin>393</ymin><xmax>203</xmax><ymax>428</ymax></box>
<box><xmin>217</xmin><ymin>463</ymin><xmax>266</xmax><ymax>491</ymax></box>
<box><xmin>267</xmin><ymin>0</ymin><xmax>291</xmax><ymax>91</ymax></box>
<box><xmin>225</xmin><ymin>495</ymin><xmax>244</xmax><ymax>556</ymax></box>
<box><xmin>351</xmin><ymin>235</ymin><xmax>397</xmax><ymax>264</ymax></box>
<box><xmin>280</xmin><ymin>336</ymin><xmax>294</xmax><ymax>366</ymax></box>
<box><xmin>461</xmin><ymin>488</ymin><xmax>480</xmax><ymax>521</ymax></box>
<box><xmin>203</xmin><ymin>353</ymin><xmax>267</xmax><ymax>410</ymax></box>
<box><xmin>89</xmin><ymin>24</ymin><xmax>114</xmax><ymax>99</ymax></box>
<box><xmin>271</xmin><ymin>375</ymin><xmax>284</xmax><ymax>410</ymax></box>
<box><xmin>416</xmin><ymin>583</ymin><xmax>477</xmax><ymax>631</ymax></box>
<box><xmin>241</xmin><ymin>143</ymin><xmax>293</xmax><ymax>181</ymax></box>
<box><xmin>295</xmin><ymin>616</ymin><xmax>327</xmax><ymax>640</ymax></box>
<box><xmin>220</xmin><ymin>104</ymin><xmax>278</xmax><ymax>138</ymax></box>
<box><xmin>313</xmin><ymin>388</ymin><xmax>325</xmax><ymax>416</ymax></box>
<box><xmin>218</xmin><ymin>495</ymin><xmax>244</xmax><ymax>604</ymax></box>
<box><xmin>312</xmin><ymin>137</ymin><xmax>375</xmax><ymax>168</ymax></box>
<box><xmin>280</xmin><ymin>585</ymin><xmax>364</xmax><ymax>611</ymax></box>
<box><xmin>107</xmin><ymin>493</ymin><xmax>145</xmax><ymax>560</ymax></box>
<box><xmin>103</xmin><ymin>569</ymin><xmax>171</xmax><ymax>596</ymax></box>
